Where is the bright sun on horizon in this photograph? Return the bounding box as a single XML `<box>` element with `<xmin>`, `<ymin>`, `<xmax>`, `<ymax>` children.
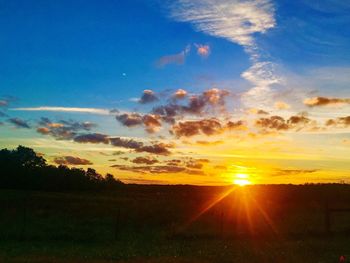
<box><xmin>233</xmin><ymin>174</ymin><xmax>252</xmax><ymax>186</ymax></box>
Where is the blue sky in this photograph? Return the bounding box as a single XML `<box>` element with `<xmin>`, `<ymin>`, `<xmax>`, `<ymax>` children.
<box><xmin>1</xmin><ymin>0</ymin><xmax>350</xmax><ymax>185</ymax></box>
<box><xmin>1</xmin><ymin>0</ymin><xmax>248</xmax><ymax>108</ymax></box>
<box><xmin>1</xmin><ymin>0</ymin><xmax>349</xmax><ymax>107</ymax></box>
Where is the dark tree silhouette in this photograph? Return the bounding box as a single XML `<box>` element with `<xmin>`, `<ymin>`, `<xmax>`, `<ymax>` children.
<box><xmin>0</xmin><ymin>145</ymin><xmax>123</xmax><ymax>191</ymax></box>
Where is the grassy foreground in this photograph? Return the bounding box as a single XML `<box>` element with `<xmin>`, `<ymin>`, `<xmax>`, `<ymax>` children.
<box><xmin>0</xmin><ymin>185</ymin><xmax>350</xmax><ymax>262</ymax></box>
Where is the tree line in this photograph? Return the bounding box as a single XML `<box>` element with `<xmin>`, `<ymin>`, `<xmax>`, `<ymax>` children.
<box><xmin>0</xmin><ymin>145</ymin><xmax>123</xmax><ymax>191</ymax></box>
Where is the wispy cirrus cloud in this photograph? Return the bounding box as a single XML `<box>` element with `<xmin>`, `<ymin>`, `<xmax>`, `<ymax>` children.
<box><xmin>11</xmin><ymin>106</ymin><xmax>111</xmax><ymax>115</ymax></box>
<box><xmin>156</xmin><ymin>45</ymin><xmax>191</xmax><ymax>67</ymax></box>
<box><xmin>168</xmin><ymin>0</ymin><xmax>280</xmax><ymax>111</ymax></box>
<box><xmin>169</xmin><ymin>0</ymin><xmax>275</xmax><ymax>48</ymax></box>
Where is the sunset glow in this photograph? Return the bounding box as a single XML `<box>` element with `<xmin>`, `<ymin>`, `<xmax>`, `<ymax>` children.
<box><xmin>1</xmin><ymin>1</ymin><xmax>350</xmax><ymax>185</ymax></box>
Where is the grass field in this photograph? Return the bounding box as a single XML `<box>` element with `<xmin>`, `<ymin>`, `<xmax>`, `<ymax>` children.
<box><xmin>0</xmin><ymin>185</ymin><xmax>350</xmax><ymax>262</ymax></box>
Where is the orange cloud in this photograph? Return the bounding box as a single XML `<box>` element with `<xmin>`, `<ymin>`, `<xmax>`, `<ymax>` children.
<box><xmin>173</xmin><ymin>89</ymin><xmax>188</xmax><ymax>99</ymax></box>
<box><xmin>139</xmin><ymin>90</ymin><xmax>159</xmax><ymax>104</ymax></box>
<box><xmin>326</xmin><ymin>116</ymin><xmax>350</xmax><ymax>127</ymax></box>
<box><xmin>195</xmin><ymin>44</ymin><xmax>210</xmax><ymax>58</ymax></box>
<box><xmin>274</xmin><ymin>101</ymin><xmax>290</xmax><ymax>110</ymax></box>
<box><xmin>304</xmin><ymin>96</ymin><xmax>350</xmax><ymax>107</ymax></box>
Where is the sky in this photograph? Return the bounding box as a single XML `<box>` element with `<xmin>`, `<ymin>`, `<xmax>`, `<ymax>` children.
<box><xmin>1</xmin><ymin>0</ymin><xmax>350</xmax><ymax>185</ymax></box>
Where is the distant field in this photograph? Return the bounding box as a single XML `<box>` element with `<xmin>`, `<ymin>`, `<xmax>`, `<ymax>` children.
<box><xmin>0</xmin><ymin>185</ymin><xmax>350</xmax><ymax>262</ymax></box>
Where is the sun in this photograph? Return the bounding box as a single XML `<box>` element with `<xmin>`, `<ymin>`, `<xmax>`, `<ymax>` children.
<box><xmin>233</xmin><ymin>179</ymin><xmax>251</xmax><ymax>186</ymax></box>
<box><xmin>233</xmin><ymin>173</ymin><xmax>251</xmax><ymax>186</ymax></box>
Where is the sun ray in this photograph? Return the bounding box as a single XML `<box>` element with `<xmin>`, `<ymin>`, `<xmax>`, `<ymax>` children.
<box><xmin>181</xmin><ymin>186</ymin><xmax>238</xmax><ymax>231</ymax></box>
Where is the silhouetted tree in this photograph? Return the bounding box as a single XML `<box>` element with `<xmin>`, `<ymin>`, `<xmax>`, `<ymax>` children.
<box><xmin>0</xmin><ymin>145</ymin><xmax>123</xmax><ymax>191</ymax></box>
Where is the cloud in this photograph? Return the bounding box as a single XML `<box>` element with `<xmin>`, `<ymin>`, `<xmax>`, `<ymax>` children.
<box><xmin>288</xmin><ymin>115</ymin><xmax>311</xmax><ymax>125</ymax></box>
<box><xmin>0</xmin><ymin>97</ymin><xmax>15</xmax><ymax>108</ymax></box>
<box><xmin>172</xmin><ymin>118</ymin><xmax>246</xmax><ymax>137</ymax></box>
<box><xmin>274</xmin><ymin>169</ymin><xmax>318</xmax><ymax>176</ymax></box>
<box><xmin>142</xmin><ymin>114</ymin><xmax>162</xmax><ymax>133</ymax></box>
<box><xmin>74</xmin><ymin>133</ymin><xmax>110</xmax><ymax>144</ymax></box>
<box><xmin>0</xmin><ymin>100</ymin><xmax>9</xmax><ymax>107</ymax></box>
<box><xmin>156</xmin><ymin>45</ymin><xmax>191</xmax><ymax>67</ymax></box>
<box><xmin>256</xmin><ymin>116</ymin><xmax>288</xmax><ymax>131</ymax></box>
<box><xmin>274</xmin><ymin>101</ymin><xmax>290</xmax><ymax>110</ymax></box>
<box><xmin>121</xmin><ymin>88</ymin><xmax>234</xmax><ymax>134</ymax></box>
<box><xmin>326</xmin><ymin>116</ymin><xmax>350</xmax><ymax>127</ymax></box>
<box><xmin>171</xmin><ymin>118</ymin><xmax>223</xmax><ymax>137</ymax></box>
<box><xmin>131</xmin><ymin>156</ymin><xmax>159</xmax><ymax>165</ymax></box>
<box><xmin>168</xmin><ymin>0</ymin><xmax>278</xmax><ymax>113</ymax></box>
<box><xmin>169</xmin><ymin>0</ymin><xmax>275</xmax><ymax>47</ymax></box>
<box><xmin>214</xmin><ymin>165</ymin><xmax>227</xmax><ymax>170</ymax></box>
<box><xmin>116</xmin><ymin>113</ymin><xmax>143</xmax><ymax>127</ymax></box>
<box><xmin>37</xmin><ymin>127</ymin><xmax>51</xmax><ymax>135</ymax></box>
<box><xmin>151</xmin><ymin>88</ymin><xmax>230</xmax><ymax>125</ymax></box>
<box><xmin>109</xmin><ymin>108</ymin><xmax>119</xmax><ymax>114</ymax></box>
<box><xmin>247</xmin><ymin>108</ymin><xmax>269</xmax><ymax>115</ymax></box>
<box><xmin>111</xmin><ymin>164</ymin><xmax>186</xmax><ymax>174</ymax></box>
<box><xmin>8</xmin><ymin>118</ymin><xmax>31</xmax><ymax>129</ymax></box>
<box><xmin>139</xmin><ymin>90</ymin><xmax>159</xmax><ymax>104</ymax></box>
<box><xmin>195</xmin><ymin>44</ymin><xmax>210</xmax><ymax>57</ymax></box>
<box><xmin>112</xmin><ymin>151</ymin><xmax>126</xmax><ymax>156</ymax></box>
<box><xmin>186</xmin><ymin>159</ymin><xmax>203</xmax><ymax>169</ymax></box>
<box><xmin>109</xmin><ymin>137</ymin><xmax>144</xmax><ymax>149</ymax></box>
<box><xmin>241</xmin><ymin>61</ymin><xmax>282</xmax><ymax>109</ymax></box>
<box><xmin>116</xmin><ymin>113</ymin><xmax>162</xmax><ymax>133</ymax></box>
<box><xmin>226</xmin><ymin>120</ymin><xmax>247</xmax><ymax>130</ymax></box>
<box><xmin>152</xmin><ymin>104</ymin><xmax>180</xmax><ymax>124</ymax></box>
<box><xmin>135</xmin><ymin>143</ymin><xmax>172</xmax><ymax>155</ymax></box>
<box><xmin>195</xmin><ymin>140</ymin><xmax>223</xmax><ymax>146</ymax></box>
<box><xmin>110</xmin><ymin>137</ymin><xmax>172</xmax><ymax>155</ymax></box>
<box><xmin>36</xmin><ymin>118</ymin><xmax>97</xmax><ymax>140</ymax></box>
<box><xmin>11</xmin><ymin>107</ymin><xmax>110</xmax><ymax>115</ymax></box>
<box><xmin>304</xmin><ymin>97</ymin><xmax>350</xmax><ymax>107</ymax></box>
<box><xmin>242</xmin><ymin>61</ymin><xmax>280</xmax><ymax>87</ymax></box>
<box><xmin>183</xmin><ymin>88</ymin><xmax>230</xmax><ymax>115</ymax></box>
<box><xmin>165</xmin><ymin>159</ymin><xmax>181</xmax><ymax>166</ymax></box>
<box><xmin>54</xmin><ymin>156</ymin><xmax>93</xmax><ymax>166</ymax></box>
<box><xmin>172</xmin><ymin>89</ymin><xmax>188</xmax><ymax>99</ymax></box>
<box><xmin>111</xmin><ymin>156</ymin><xmax>208</xmax><ymax>175</ymax></box>
<box><xmin>255</xmin><ymin>114</ymin><xmax>313</xmax><ymax>131</ymax></box>
<box><xmin>111</xmin><ymin>161</ymin><xmax>205</xmax><ymax>175</ymax></box>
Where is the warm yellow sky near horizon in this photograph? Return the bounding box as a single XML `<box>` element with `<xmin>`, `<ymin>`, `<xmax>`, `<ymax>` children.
<box><xmin>1</xmin><ymin>0</ymin><xmax>350</xmax><ymax>185</ymax></box>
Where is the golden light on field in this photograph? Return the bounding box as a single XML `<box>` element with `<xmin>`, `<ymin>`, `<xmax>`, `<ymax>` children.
<box><xmin>233</xmin><ymin>173</ymin><xmax>251</xmax><ymax>186</ymax></box>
